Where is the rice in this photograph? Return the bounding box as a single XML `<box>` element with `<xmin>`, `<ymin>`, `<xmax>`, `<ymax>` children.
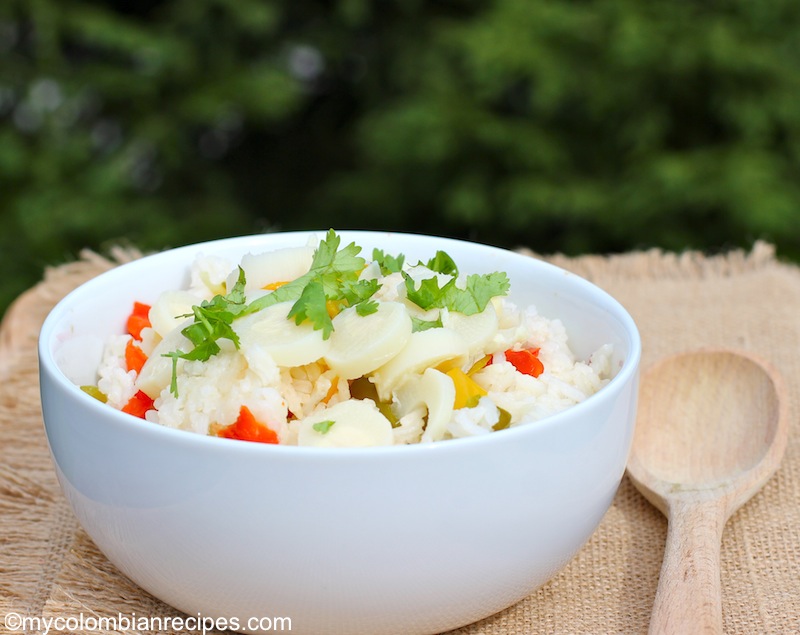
<box><xmin>97</xmin><ymin>335</ymin><xmax>137</xmax><ymax>409</ymax></box>
<box><xmin>437</xmin><ymin>300</ymin><xmax>615</xmax><ymax>440</ymax></box>
<box><xmin>92</xmin><ymin>235</ymin><xmax>616</xmax><ymax>447</ymax></box>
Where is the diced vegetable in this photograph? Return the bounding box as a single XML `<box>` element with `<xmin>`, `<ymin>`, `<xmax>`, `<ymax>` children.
<box><xmin>126</xmin><ymin>302</ymin><xmax>151</xmax><ymax>340</ymax></box>
<box><xmin>325</xmin><ymin>300</ymin><xmax>341</xmax><ymax>319</ymax></box>
<box><xmin>216</xmin><ymin>406</ymin><xmax>279</xmax><ymax>444</ymax></box>
<box><xmin>492</xmin><ymin>407</ymin><xmax>513</xmax><ymax>431</ymax></box>
<box><xmin>125</xmin><ymin>339</ymin><xmax>148</xmax><ymax>374</ymax></box>
<box><xmin>468</xmin><ymin>354</ymin><xmax>492</xmax><ymax>375</ymax></box>
<box><xmin>349</xmin><ymin>377</ymin><xmax>398</xmax><ymax>425</ymax></box>
<box><xmin>80</xmin><ymin>385</ymin><xmax>107</xmax><ymax>403</ymax></box>
<box><xmin>505</xmin><ymin>348</ymin><xmax>544</xmax><ymax>378</ymax></box>
<box><xmin>446</xmin><ymin>367</ymin><xmax>488</xmax><ymax>409</ymax></box>
<box><xmin>263</xmin><ymin>280</ymin><xmax>290</xmax><ymax>291</ymax></box>
<box><xmin>122</xmin><ymin>390</ymin><xmax>155</xmax><ymax>418</ymax></box>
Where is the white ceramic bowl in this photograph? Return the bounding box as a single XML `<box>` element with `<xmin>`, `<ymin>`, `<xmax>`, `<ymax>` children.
<box><xmin>39</xmin><ymin>231</ymin><xmax>641</xmax><ymax>635</ymax></box>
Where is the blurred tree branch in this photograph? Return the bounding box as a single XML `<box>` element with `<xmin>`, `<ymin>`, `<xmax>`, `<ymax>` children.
<box><xmin>1</xmin><ymin>0</ymin><xmax>799</xmax><ymax>313</ymax></box>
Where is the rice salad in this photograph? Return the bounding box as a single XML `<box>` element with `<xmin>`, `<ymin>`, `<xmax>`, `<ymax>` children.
<box><xmin>87</xmin><ymin>230</ymin><xmax>615</xmax><ymax>447</ymax></box>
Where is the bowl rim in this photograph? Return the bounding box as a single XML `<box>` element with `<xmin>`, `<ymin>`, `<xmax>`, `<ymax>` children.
<box><xmin>38</xmin><ymin>229</ymin><xmax>642</xmax><ymax>458</ymax></box>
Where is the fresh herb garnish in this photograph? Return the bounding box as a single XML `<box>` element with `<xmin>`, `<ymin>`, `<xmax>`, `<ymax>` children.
<box><xmin>245</xmin><ymin>229</ymin><xmax>380</xmax><ymax>330</ymax></box>
<box><xmin>341</xmin><ymin>278</ymin><xmax>381</xmax><ymax>310</ymax></box>
<box><xmin>448</xmin><ymin>272</ymin><xmax>511</xmax><ymax>315</ymax></box>
<box><xmin>410</xmin><ymin>315</ymin><xmax>443</xmax><ymax>332</ymax></box>
<box><xmin>162</xmin><ymin>267</ymin><xmax>250</xmax><ymax>395</ymax></box>
<box><xmin>162</xmin><ymin>231</ymin><xmax>508</xmax><ymax>398</ymax></box>
<box><xmin>372</xmin><ymin>248</ymin><xmax>405</xmax><ymax>275</ymax></box>
<box><xmin>426</xmin><ymin>250</ymin><xmax>458</xmax><ymax>276</ymax></box>
<box><xmin>403</xmin><ymin>271</ymin><xmax>509</xmax><ymax>316</ymax></box>
<box><xmin>164</xmin><ymin>230</ymin><xmax>382</xmax><ymax>395</ymax></box>
<box><xmin>287</xmin><ymin>280</ymin><xmax>333</xmax><ymax>339</ymax></box>
<box><xmin>312</xmin><ymin>420</ymin><xmax>336</xmax><ymax>434</ymax></box>
<box><xmin>356</xmin><ymin>300</ymin><xmax>379</xmax><ymax>316</ymax></box>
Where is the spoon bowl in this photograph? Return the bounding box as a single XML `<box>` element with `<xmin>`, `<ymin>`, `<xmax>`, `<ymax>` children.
<box><xmin>627</xmin><ymin>349</ymin><xmax>788</xmax><ymax>635</ymax></box>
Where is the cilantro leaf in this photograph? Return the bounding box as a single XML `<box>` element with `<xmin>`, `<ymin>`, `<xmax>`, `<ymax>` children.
<box><xmin>445</xmin><ymin>272</ymin><xmax>510</xmax><ymax>315</ymax></box>
<box><xmin>340</xmin><ymin>278</ymin><xmax>380</xmax><ymax>306</ymax></box>
<box><xmin>310</xmin><ymin>229</ymin><xmax>365</xmax><ymax>281</ymax></box>
<box><xmin>243</xmin><ymin>275</ymin><xmax>308</xmax><ymax>315</ymax></box>
<box><xmin>330</xmin><ymin>239</ymin><xmax>366</xmax><ymax>276</ymax></box>
<box><xmin>262</xmin><ymin>229</ymin><xmax>372</xmax><ymax>334</ymax></box>
<box><xmin>226</xmin><ymin>266</ymin><xmax>248</xmax><ymax>307</ymax></box>
<box><xmin>164</xmin><ymin>353</ymin><xmax>182</xmax><ymax>396</ymax></box>
<box><xmin>312</xmin><ymin>420</ymin><xmax>336</xmax><ymax>434</ymax></box>
<box><xmin>410</xmin><ymin>316</ymin><xmax>443</xmax><ymax>332</ymax></box>
<box><xmin>242</xmin><ymin>230</ymin><xmax>364</xmax><ymax>319</ymax></box>
<box><xmin>403</xmin><ymin>271</ymin><xmax>509</xmax><ymax>316</ymax></box>
<box><xmin>356</xmin><ymin>300</ymin><xmax>379</xmax><ymax>316</ymax></box>
<box><xmin>181</xmin><ymin>273</ymin><xmax>248</xmax><ymax>352</ymax></box>
<box><xmin>373</xmin><ymin>248</ymin><xmax>405</xmax><ymax>275</ymax></box>
<box><xmin>188</xmin><ymin>303</ymin><xmax>241</xmax><ymax>348</ymax></box>
<box><xmin>402</xmin><ymin>273</ymin><xmax>456</xmax><ymax>311</ymax></box>
<box><xmin>162</xmin><ymin>267</ymin><xmax>252</xmax><ymax>395</ymax></box>
<box><xmin>287</xmin><ymin>280</ymin><xmax>333</xmax><ymax>339</ymax></box>
<box><xmin>426</xmin><ymin>250</ymin><xmax>458</xmax><ymax>276</ymax></box>
<box><xmin>309</xmin><ymin>229</ymin><xmax>341</xmax><ymax>270</ymax></box>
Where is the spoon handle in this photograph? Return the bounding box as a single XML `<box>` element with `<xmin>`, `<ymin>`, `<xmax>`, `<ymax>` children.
<box><xmin>648</xmin><ymin>498</ymin><xmax>726</xmax><ymax>635</ymax></box>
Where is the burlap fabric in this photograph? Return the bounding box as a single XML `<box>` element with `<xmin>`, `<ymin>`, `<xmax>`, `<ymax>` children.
<box><xmin>1</xmin><ymin>243</ymin><xmax>798</xmax><ymax>634</ymax></box>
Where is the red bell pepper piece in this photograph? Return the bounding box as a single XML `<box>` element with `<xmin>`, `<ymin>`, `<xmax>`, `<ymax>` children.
<box><xmin>125</xmin><ymin>339</ymin><xmax>148</xmax><ymax>374</ymax></box>
<box><xmin>126</xmin><ymin>302</ymin><xmax>152</xmax><ymax>341</ymax></box>
<box><xmin>505</xmin><ymin>348</ymin><xmax>544</xmax><ymax>378</ymax></box>
<box><xmin>122</xmin><ymin>390</ymin><xmax>155</xmax><ymax>419</ymax></box>
<box><xmin>217</xmin><ymin>406</ymin><xmax>280</xmax><ymax>444</ymax></box>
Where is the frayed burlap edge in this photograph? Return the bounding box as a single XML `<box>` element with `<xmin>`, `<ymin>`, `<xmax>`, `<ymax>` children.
<box><xmin>517</xmin><ymin>240</ymin><xmax>778</xmax><ymax>282</ymax></box>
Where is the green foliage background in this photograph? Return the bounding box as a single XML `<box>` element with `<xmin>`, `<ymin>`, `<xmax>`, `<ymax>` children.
<box><xmin>2</xmin><ymin>0</ymin><xmax>800</xmax><ymax>313</ymax></box>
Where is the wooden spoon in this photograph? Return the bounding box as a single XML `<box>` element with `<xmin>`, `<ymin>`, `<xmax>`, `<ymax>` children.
<box><xmin>627</xmin><ymin>349</ymin><xmax>788</xmax><ymax>635</ymax></box>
